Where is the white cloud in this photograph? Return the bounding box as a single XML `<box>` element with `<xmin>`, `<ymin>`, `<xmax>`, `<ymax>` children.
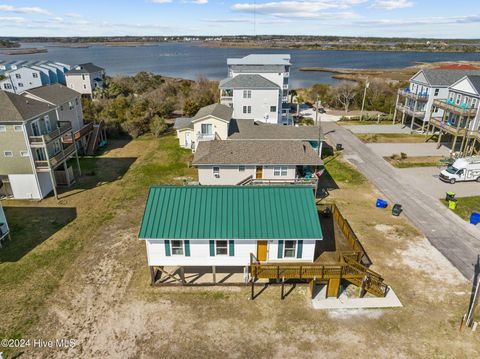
<box><xmin>232</xmin><ymin>1</ymin><xmax>365</xmax><ymax>19</ymax></box>
<box><xmin>0</xmin><ymin>16</ymin><xmax>26</xmax><ymax>24</ymax></box>
<box><xmin>371</xmin><ymin>0</ymin><xmax>413</xmax><ymax>10</ymax></box>
<box><xmin>65</xmin><ymin>12</ymin><xmax>83</xmax><ymax>18</ymax></box>
<box><xmin>192</xmin><ymin>0</ymin><xmax>208</xmax><ymax>4</ymax></box>
<box><xmin>150</xmin><ymin>0</ymin><xmax>173</xmax><ymax>3</ymax></box>
<box><xmin>356</xmin><ymin>14</ymin><xmax>480</xmax><ymax>26</ymax></box>
<box><xmin>0</xmin><ymin>4</ymin><xmax>51</xmax><ymax>15</ymax></box>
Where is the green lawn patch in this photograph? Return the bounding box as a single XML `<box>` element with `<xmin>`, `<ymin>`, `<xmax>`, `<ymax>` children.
<box><xmin>384</xmin><ymin>156</ymin><xmax>445</xmax><ymax>168</ymax></box>
<box><xmin>441</xmin><ymin>196</ymin><xmax>480</xmax><ymax>222</ymax></box>
<box><xmin>323</xmin><ymin>155</ymin><xmax>366</xmax><ymax>185</ymax></box>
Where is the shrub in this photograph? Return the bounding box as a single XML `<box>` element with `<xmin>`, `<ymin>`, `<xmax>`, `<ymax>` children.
<box><xmin>400</xmin><ymin>152</ymin><xmax>408</xmax><ymax>159</ymax></box>
<box><xmin>150</xmin><ymin>116</ymin><xmax>169</xmax><ymax>137</ymax></box>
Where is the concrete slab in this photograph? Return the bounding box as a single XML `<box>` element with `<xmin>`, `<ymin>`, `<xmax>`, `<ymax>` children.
<box><xmin>311</xmin><ymin>285</ymin><xmax>402</xmax><ymax>310</ymax></box>
<box><xmin>394</xmin><ymin>167</ymin><xmax>480</xmax><ymax>198</ymax></box>
<box><xmin>343</xmin><ymin>124</ymin><xmax>412</xmax><ymax>134</ymax></box>
<box><xmin>366</xmin><ymin>142</ymin><xmax>451</xmax><ymax>157</ymax></box>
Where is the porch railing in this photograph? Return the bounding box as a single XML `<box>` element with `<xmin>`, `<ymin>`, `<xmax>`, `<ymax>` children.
<box><xmin>433</xmin><ymin>99</ymin><xmax>478</xmax><ymax>117</ymax></box>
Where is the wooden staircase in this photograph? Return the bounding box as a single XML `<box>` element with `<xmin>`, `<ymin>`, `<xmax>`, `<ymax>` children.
<box><xmin>86</xmin><ymin>121</ymin><xmax>104</xmax><ymax>155</ymax></box>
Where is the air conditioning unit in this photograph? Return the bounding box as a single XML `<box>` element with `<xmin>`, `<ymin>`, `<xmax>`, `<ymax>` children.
<box><xmin>214</xmin><ymin>173</ymin><xmax>220</xmax><ymax>178</ymax></box>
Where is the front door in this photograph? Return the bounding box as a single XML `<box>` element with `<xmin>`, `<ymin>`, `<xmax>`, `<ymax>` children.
<box><xmin>185</xmin><ymin>132</ymin><xmax>191</xmax><ymax>148</ymax></box>
<box><xmin>257</xmin><ymin>241</ymin><xmax>267</xmax><ymax>261</ymax></box>
<box><xmin>256</xmin><ymin>166</ymin><xmax>263</xmax><ymax>179</ymax></box>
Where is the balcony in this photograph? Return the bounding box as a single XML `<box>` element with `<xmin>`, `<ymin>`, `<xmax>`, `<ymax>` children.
<box><xmin>398</xmin><ymin>88</ymin><xmax>429</xmax><ymax>102</ymax></box>
<box><xmin>29</xmin><ymin>121</ymin><xmax>72</xmax><ymax>147</ymax></box>
<box><xmin>197</xmin><ymin>133</ymin><xmax>215</xmax><ymax>142</ymax></box>
<box><xmin>220</xmin><ymin>96</ymin><xmax>233</xmax><ymax>105</ymax></box>
<box><xmin>395</xmin><ymin>103</ymin><xmax>426</xmax><ymax>118</ymax></box>
<box><xmin>63</xmin><ymin>122</ymin><xmax>94</xmax><ymax>143</ymax></box>
<box><xmin>433</xmin><ymin>99</ymin><xmax>478</xmax><ymax>117</ymax></box>
<box><xmin>34</xmin><ymin>143</ymin><xmax>76</xmax><ymax>171</ymax></box>
<box><xmin>429</xmin><ymin>117</ymin><xmax>471</xmax><ymax>136</ymax></box>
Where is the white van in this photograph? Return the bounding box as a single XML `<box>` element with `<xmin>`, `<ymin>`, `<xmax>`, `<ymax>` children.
<box><xmin>439</xmin><ymin>156</ymin><xmax>480</xmax><ymax>184</ymax></box>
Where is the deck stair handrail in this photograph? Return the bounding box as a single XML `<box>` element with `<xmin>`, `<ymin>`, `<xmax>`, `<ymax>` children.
<box><xmin>237</xmin><ymin>175</ymin><xmax>254</xmax><ymax>186</ymax></box>
<box><xmin>87</xmin><ymin>121</ymin><xmax>104</xmax><ymax>155</ymax></box>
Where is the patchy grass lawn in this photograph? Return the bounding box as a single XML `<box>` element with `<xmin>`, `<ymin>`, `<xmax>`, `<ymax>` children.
<box><xmin>441</xmin><ymin>195</ymin><xmax>480</xmax><ymax>222</ymax></box>
<box><xmin>356</xmin><ymin>133</ymin><xmax>427</xmax><ymax>143</ymax></box>
<box><xmin>0</xmin><ymin>135</ymin><xmax>195</xmax><ymax>351</ymax></box>
<box><xmin>337</xmin><ymin>120</ymin><xmax>393</xmax><ymax>126</ymax></box>
<box><xmin>2</xmin><ymin>136</ymin><xmax>479</xmax><ymax>359</ymax></box>
<box><xmin>323</xmin><ymin>154</ymin><xmax>366</xmax><ymax>185</ymax></box>
<box><xmin>384</xmin><ymin>156</ymin><xmax>446</xmax><ymax>168</ymax></box>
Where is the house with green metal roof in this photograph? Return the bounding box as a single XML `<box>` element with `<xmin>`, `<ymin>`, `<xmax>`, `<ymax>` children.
<box><xmin>139</xmin><ymin>186</ymin><xmax>322</xmax><ymax>271</ymax></box>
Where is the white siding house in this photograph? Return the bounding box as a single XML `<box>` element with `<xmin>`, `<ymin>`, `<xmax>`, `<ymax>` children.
<box><xmin>65</xmin><ymin>63</ymin><xmax>105</xmax><ymax>96</ymax></box>
<box><xmin>138</xmin><ymin>186</ymin><xmax>323</xmax><ymax>283</ymax></box>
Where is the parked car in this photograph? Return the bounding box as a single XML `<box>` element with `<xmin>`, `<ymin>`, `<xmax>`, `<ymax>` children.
<box><xmin>439</xmin><ymin>156</ymin><xmax>480</xmax><ymax>184</ymax></box>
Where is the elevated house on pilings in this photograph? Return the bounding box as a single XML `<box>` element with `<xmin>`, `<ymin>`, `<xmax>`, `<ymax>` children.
<box><xmin>0</xmin><ymin>202</ymin><xmax>10</xmax><ymax>246</ymax></box>
<box><xmin>138</xmin><ymin>186</ymin><xmax>390</xmax><ymax>300</ymax></box>
<box><xmin>427</xmin><ymin>76</ymin><xmax>480</xmax><ymax>156</ymax></box>
<box><xmin>393</xmin><ymin>69</ymin><xmax>480</xmax><ymax>132</ymax></box>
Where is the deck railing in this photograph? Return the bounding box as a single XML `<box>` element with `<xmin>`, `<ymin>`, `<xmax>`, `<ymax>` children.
<box><xmin>433</xmin><ymin>99</ymin><xmax>478</xmax><ymax>117</ymax></box>
<box><xmin>29</xmin><ymin>121</ymin><xmax>72</xmax><ymax>146</ymax></box>
<box><xmin>63</xmin><ymin>122</ymin><xmax>94</xmax><ymax>143</ymax></box>
<box><xmin>395</xmin><ymin>103</ymin><xmax>426</xmax><ymax>117</ymax></box>
<box><xmin>398</xmin><ymin>89</ymin><xmax>429</xmax><ymax>102</ymax></box>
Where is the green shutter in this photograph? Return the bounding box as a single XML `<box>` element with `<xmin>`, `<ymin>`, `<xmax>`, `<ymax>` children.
<box><xmin>277</xmin><ymin>240</ymin><xmax>284</xmax><ymax>259</ymax></box>
<box><xmin>184</xmin><ymin>240</ymin><xmax>191</xmax><ymax>257</ymax></box>
<box><xmin>297</xmin><ymin>240</ymin><xmax>303</xmax><ymax>259</ymax></box>
<box><xmin>209</xmin><ymin>240</ymin><xmax>215</xmax><ymax>256</ymax></box>
<box><xmin>229</xmin><ymin>240</ymin><xmax>235</xmax><ymax>256</ymax></box>
<box><xmin>165</xmin><ymin>240</ymin><xmax>171</xmax><ymax>256</ymax></box>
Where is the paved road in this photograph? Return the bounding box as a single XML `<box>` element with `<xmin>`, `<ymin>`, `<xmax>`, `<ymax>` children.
<box><xmin>324</xmin><ymin>122</ymin><xmax>480</xmax><ymax>280</ymax></box>
<box><xmin>395</xmin><ymin>167</ymin><xmax>480</xmax><ymax>199</ymax></box>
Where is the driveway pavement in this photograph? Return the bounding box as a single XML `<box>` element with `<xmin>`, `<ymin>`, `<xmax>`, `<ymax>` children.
<box><xmin>324</xmin><ymin>122</ymin><xmax>480</xmax><ymax>280</ymax></box>
<box><xmin>366</xmin><ymin>143</ymin><xmax>451</xmax><ymax>157</ymax></box>
<box><xmin>343</xmin><ymin>124</ymin><xmax>413</xmax><ymax>134</ymax></box>
<box><xmin>394</xmin><ymin>167</ymin><xmax>480</xmax><ymax>198</ymax></box>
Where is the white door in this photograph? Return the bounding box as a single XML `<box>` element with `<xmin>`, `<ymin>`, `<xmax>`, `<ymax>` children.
<box><xmin>185</xmin><ymin>132</ymin><xmax>191</xmax><ymax>148</ymax></box>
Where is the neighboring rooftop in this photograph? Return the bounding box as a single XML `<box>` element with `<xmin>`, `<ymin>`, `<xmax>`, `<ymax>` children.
<box><xmin>230</xmin><ymin>64</ymin><xmax>286</xmax><ymax>73</ymax></box>
<box><xmin>66</xmin><ymin>63</ymin><xmax>105</xmax><ymax>75</ymax></box>
<box><xmin>228</xmin><ymin>119</ymin><xmax>323</xmax><ymax>141</ymax></box>
<box><xmin>173</xmin><ymin>117</ymin><xmax>193</xmax><ymax>130</ymax></box>
<box><xmin>415</xmin><ymin>69</ymin><xmax>480</xmax><ymax>86</ymax></box>
<box><xmin>138</xmin><ymin>186</ymin><xmax>322</xmax><ymax>240</ymax></box>
<box><xmin>192</xmin><ymin>103</ymin><xmax>233</xmax><ymax>122</ymax></box>
<box><xmin>465</xmin><ymin>75</ymin><xmax>480</xmax><ymax>94</ymax></box>
<box><xmin>24</xmin><ymin>83</ymin><xmax>80</xmax><ymax>105</ymax></box>
<box><xmin>0</xmin><ymin>91</ymin><xmax>52</xmax><ymax>122</ymax></box>
<box><xmin>227</xmin><ymin>54</ymin><xmax>291</xmax><ymax>66</ymax></box>
<box><xmin>192</xmin><ymin>140</ymin><xmax>323</xmax><ymax>166</ymax></box>
<box><xmin>219</xmin><ymin>74</ymin><xmax>280</xmax><ymax>89</ymax></box>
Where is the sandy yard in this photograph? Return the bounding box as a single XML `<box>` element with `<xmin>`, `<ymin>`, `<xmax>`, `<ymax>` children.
<box><xmin>2</xmin><ymin>135</ymin><xmax>479</xmax><ymax>359</ymax></box>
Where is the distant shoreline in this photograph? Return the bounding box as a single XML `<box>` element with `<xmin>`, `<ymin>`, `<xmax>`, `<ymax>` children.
<box><xmin>0</xmin><ymin>47</ymin><xmax>47</xmax><ymax>55</ymax></box>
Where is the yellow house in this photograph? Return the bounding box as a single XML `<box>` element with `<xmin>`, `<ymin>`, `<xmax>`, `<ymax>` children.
<box><xmin>174</xmin><ymin>104</ymin><xmax>233</xmax><ymax>152</ymax></box>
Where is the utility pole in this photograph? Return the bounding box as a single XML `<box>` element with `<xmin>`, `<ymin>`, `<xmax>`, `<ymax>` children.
<box><xmin>315</xmin><ymin>95</ymin><xmax>320</xmax><ymax>126</ymax></box>
<box><xmin>360</xmin><ymin>78</ymin><xmax>370</xmax><ymax>122</ymax></box>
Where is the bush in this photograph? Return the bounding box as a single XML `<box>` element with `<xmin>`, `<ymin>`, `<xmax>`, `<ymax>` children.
<box><xmin>150</xmin><ymin>116</ymin><xmax>169</xmax><ymax>137</ymax></box>
<box><xmin>400</xmin><ymin>152</ymin><xmax>408</xmax><ymax>160</ymax></box>
<box><xmin>299</xmin><ymin>117</ymin><xmax>314</xmax><ymax>126</ymax></box>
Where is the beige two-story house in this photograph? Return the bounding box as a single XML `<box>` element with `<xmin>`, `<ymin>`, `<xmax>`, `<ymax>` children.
<box><xmin>0</xmin><ymin>90</ymin><xmax>81</xmax><ymax>200</ymax></box>
<box><xmin>174</xmin><ymin>104</ymin><xmax>233</xmax><ymax>152</ymax></box>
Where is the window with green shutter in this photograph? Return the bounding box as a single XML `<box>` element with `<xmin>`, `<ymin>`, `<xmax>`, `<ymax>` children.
<box><xmin>184</xmin><ymin>240</ymin><xmax>191</xmax><ymax>257</ymax></box>
<box><xmin>209</xmin><ymin>240</ymin><xmax>215</xmax><ymax>256</ymax></box>
<box><xmin>165</xmin><ymin>240</ymin><xmax>171</xmax><ymax>256</ymax></box>
<box><xmin>277</xmin><ymin>240</ymin><xmax>284</xmax><ymax>259</ymax></box>
<box><xmin>296</xmin><ymin>240</ymin><xmax>303</xmax><ymax>259</ymax></box>
<box><xmin>229</xmin><ymin>240</ymin><xmax>235</xmax><ymax>256</ymax></box>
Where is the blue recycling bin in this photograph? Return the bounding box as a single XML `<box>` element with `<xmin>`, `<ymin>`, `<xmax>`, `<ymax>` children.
<box><xmin>470</xmin><ymin>212</ymin><xmax>480</xmax><ymax>225</ymax></box>
<box><xmin>376</xmin><ymin>198</ymin><xmax>388</xmax><ymax>208</ymax></box>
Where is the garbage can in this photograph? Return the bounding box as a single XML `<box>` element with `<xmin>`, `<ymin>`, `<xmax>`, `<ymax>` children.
<box><xmin>470</xmin><ymin>212</ymin><xmax>480</xmax><ymax>225</ymax></box>
<box><xmin>336</xmin><ymin>144</ymin><xmax>343</xmax><ymax>151</ymax></box>
<box><xmin>448</xmin><ymin>199</ymin><xmax>458</xmax><ymax>210</ymax></box>
<box><xmin>392</xmin><ymin>204</ymin><xmax>402</xmax><ymax>216</ymax></box>
<box><xmin>376</xmin><ymin>198</ymin><xmax>388</xmax><ymax>208</ymax></box>
<box><xmin>446</xmin><ymin>192</ymin><xmax>456</xmax><ymax>201</ymax></box>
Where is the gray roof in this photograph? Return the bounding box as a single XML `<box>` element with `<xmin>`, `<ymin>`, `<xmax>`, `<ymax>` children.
<box><xmin>192</xmin><ymin>103</ymin><xmax>233</xmax><ymax>122</ymax></box>
<box><xmin>230</xmin><ymin>65</ymin><xmax>286</xmax><ymax>73</ymax></box>
<box><xmin>24</xmin><ymin>83</ymin><xmax>80</xmax><ymax>106</ymax></box>
<box><xmin>227</xmin><ymin>54</ymin><xmax>291</xmax><ymax>66</ymax></box>
<box><xmin>0</xmin><ymin>91</ymin><xmax>53</xmax><ymax>122</ymax></box>
<box><xmin>417</xmin><ymin>69</ymin><xmax>480</xmax><ymax>87</ymax></box>
<box><xmin>66</xmin><ymin>62</ymin><xmax>104</xmax><ymax>75</ymax></box>
<box><xmin>192</xmin><ymin>140</ymin><xmax>323</xmax><ymax>166</ymax></box>
<box><xmin>219</xmin><ymin>74</ymin><xmax>280</xmax><ymax>89</ymax></box>
<box><xmin>228</xmin><ymin>119</ymin><xmax>323</xmax><ymax>141</ymax></box>
<box><xmin>466</xmin><ymin>76</ymin><xmax>480</xmax><ymax>94</ymax></box>
<box><xmin>174</xmin><ymin>117</ymin><xmax>193</xmax><ymax>130</ymax></box>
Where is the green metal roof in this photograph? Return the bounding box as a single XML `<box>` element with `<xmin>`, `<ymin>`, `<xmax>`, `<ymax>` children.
<box><xmin>139</xmin><ymin>186</ymin><xmax>323</xmax><ymax>240</ymax></box>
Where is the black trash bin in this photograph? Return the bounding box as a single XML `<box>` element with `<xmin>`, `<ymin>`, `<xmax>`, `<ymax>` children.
<box><xmin>392</xmin><ymin>204</ymin><xmax>402</xmax><ymax>216</ymax></box>
<box><xmin>336</xmin><ymin>144</ymin><xmax>343</xmax><ymax>151</ymax></box>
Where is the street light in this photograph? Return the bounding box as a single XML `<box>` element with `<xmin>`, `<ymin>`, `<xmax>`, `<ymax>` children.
<box><xmin>360</xmin><ymin>78</ymin><xmax>370</xmax><ymax>122</ymax></box>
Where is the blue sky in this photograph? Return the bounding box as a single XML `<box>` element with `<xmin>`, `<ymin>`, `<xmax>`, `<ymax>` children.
<box><xmin>1</xmin><ymin>0</ymin><xmax>479</xmax><ymax>38</ymax></box>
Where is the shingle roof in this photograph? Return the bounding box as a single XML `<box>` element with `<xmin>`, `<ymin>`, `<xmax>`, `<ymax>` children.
<box><xmin>228</xmin><ymin>119</ymin><xmax>323</xmax><ymax>141</ymax></box>
<box><xmin>138</xmin><ymin>186</ymin><xmax>322</xmax><ymax>240</ymax></box>
<box><xmin>227</xmin><ymin>54</ymin><xmax>291</xmax><ymax>66</ymax></box>
<box><xmin>174</xmin><ymin>117</ymin><xmax>193</xmax><ymax>130</ymax></box>
<box><xmin>467</xmin><ymin>76</ymin><xmax>480</xmax><ymax>94</ymax></box>
<box><xmin>24</xmin><ymin>83</ymin><xmax>80</xmax><ymax>106</ymax></box>
<box><xmin>0</xmin><ymin>91</ymin><xmax>53</xmax><ymax>122</ymax></box>
<box><xmin>66</xmin><ymin>62</ymin><xmax>104</xmax><ymax>75</ymax></box>
<box><xmin>219</xmin><ymin>74</ymin><xmax>280</xmax><ymax>89</ymax></box>
<box><xmin>192</xmin><ymin>140</ymin><xmax>323</xmax><ymax>166</ymax></box>
<box><xmin>230</xmin><ymin>65</ymin><xmax>286</xmax><ymax>73</ymax></box>
<box><xmin>418</xmin><ymin>69</ymin><xmax>480</xmax><ymax>86</ymax></box>
<box><xmin>192</xmin><ymin>103</ymin><xmax>233</xmax><ymax>122</ymax></box>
